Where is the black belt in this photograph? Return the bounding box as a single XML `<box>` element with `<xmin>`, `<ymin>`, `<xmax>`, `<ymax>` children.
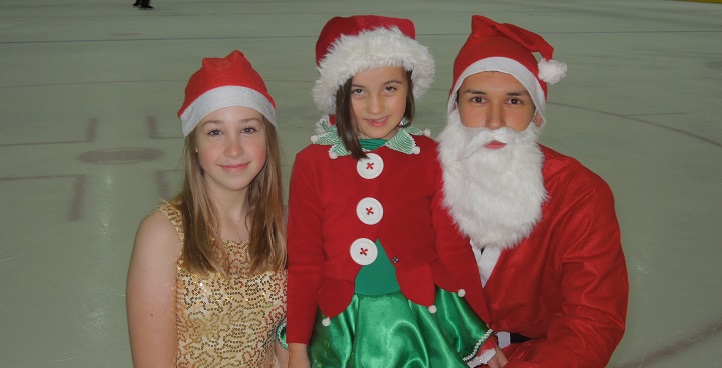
<box><xmin>496</xmin><ymin>331</ymin><xmax>532</xmax><ymax>344</ymax></box>
<box><xmin>509</xmin><ymin>332</ymin><xmax>531</xmax><ymax>344</ymax></box>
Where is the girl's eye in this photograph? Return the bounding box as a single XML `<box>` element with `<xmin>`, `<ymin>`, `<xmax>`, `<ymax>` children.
<box><xmin>351</xmin><ymin>88</ymin><xmax>364</xmax><ymax>95</ymax></box>
<box><xmin>207</xmin><ymin>129</ymin><xmax>222</xmax><ymax>136</ymax></box>
<box><xmin>241</xmin><ymin>126</ymin><xmax>257</xmax><ymax>134</ymax></box>
<box><xmin>384</xmin><ymin>86</ymin><xmax>397</xmax><ymax>92</ymax></box>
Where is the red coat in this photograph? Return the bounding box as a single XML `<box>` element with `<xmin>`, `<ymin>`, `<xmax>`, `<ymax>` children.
<box><xmin>485</xmin><ymin>145</ymin><xmax>628</xmax><ymax>367</ymax></box>
<box><xmin>286</xmin><ymin>136</ymin><xmax>489</xmax><ymax>344</ymax></box>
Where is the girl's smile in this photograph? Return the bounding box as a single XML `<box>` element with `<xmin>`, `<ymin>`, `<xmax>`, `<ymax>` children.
<box><xmin>221</xmin><ymin>162</ymin><xmax>250</xmax><ymax>171</ymax></box>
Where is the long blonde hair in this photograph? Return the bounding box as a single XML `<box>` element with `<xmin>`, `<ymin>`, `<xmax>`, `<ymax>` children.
<box><xmin>171</xmin><ymin>118</ymin><xmax>286</xmax><ymax>276</ymax></box>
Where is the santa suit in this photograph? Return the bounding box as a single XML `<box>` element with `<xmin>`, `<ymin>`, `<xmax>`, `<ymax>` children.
<box><xmin>480</xmin><ymin>145</ymin><xmax>628</xmax><ymax>367</ymax></box>
<box><xmin>286</xmin><ymin>135</ymin><xmax>490</xmax><ymax>347</ymax></box>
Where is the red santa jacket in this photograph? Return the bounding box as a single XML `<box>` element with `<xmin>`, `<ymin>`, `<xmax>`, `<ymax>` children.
<box><xmin>485</xmin><ymin>145</ymin><xmax>628</xmax><ymax>367</ymax></box>
<box><xmin>286</xmin><ymin>136</ymin><xmax>489</xmax><ymax>344</ymax></box>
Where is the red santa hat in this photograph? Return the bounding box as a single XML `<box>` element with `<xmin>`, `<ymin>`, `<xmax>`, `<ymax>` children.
<box><xmin>178</xmin><ymin>50</ymin><xmax>276</xmax><ymax>136</ymax></box>
<box><xmin>313</xmin><ymin>15</ymin><xmax>435</xmax><ymax>114</ymax></box>
<box><xmin>448</xmin><ymin>15</ymin><xmax>567</xmax><ymax>125</ymax></box>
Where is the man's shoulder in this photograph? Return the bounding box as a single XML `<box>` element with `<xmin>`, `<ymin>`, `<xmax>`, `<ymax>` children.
<box><xmin>540</xmin><ymin>145</ymin><xmax>581</xmax><ymax>167</ymax></box>
<box><xmin>542</xmin><ymin>145</ymin><xmax>600</xmax><ymax>177</ymax></box>
<box><xmin>540</xmin><ymin>145</ymin><xmax>612</xmax><ymax>194</ymax></box>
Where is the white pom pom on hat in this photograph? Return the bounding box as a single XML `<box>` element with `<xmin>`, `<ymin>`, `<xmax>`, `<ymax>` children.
<box><xmin>538</xmin><ymin>58</ymin><xmax>567</xmax><ymax>85</ymax></box>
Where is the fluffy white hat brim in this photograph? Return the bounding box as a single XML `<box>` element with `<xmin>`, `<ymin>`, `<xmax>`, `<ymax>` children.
<box><xmin>313</xmin><ymin>27</ymin><xmax>435</xmax><ymax>114</ymax></box>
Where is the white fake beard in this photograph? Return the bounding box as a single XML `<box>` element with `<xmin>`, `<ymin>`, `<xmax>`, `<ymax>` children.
<box><xmin>438</xmin><ymin>110</ymin><xmax>547</xmax><ymax>251</ymax></box>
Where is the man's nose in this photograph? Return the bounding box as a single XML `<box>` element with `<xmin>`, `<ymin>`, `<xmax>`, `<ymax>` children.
<box><xmin>486</xmin><ymin>103</ymin><xmax>504</xmax><ymax>129</ymax></box>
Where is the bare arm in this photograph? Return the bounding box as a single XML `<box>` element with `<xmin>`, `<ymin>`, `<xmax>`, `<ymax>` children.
<box><xmin>126</xmin><ymin>210</ymin><xmax>182</xmax><ymax>367</ymax></box>
<box><xmin>276</xmin><ymin>340</ymin><xmax>289</xmax><ymax>368</ymax></box>
<box><xmin>288</xmin><ymin>343</ymin><xmax>310</xmax><ymax>368</ymax></box>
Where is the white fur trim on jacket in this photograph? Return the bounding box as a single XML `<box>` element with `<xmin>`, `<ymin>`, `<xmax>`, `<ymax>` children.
<box><xmin>313</xmin><ymin>27</ymin><xmax>435</xmax><ymax>114</ymax></box>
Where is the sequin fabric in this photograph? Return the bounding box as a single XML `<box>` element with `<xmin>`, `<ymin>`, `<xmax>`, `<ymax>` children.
<box><xmin>160</xmin><ymin>204</ymin><xmax>288</xmax><ymax>367</ymax></box>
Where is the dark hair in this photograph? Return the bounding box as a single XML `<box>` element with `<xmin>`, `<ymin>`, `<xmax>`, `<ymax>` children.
<box><xmin>335</xmin><ymin>70</ymin><xmax>415</xmax><ymax>160</ymax></box>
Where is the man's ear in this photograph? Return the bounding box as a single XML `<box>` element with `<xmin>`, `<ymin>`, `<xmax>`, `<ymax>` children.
<box><xmin>533</xmin><ymin>112</ymin><xmax>543</xmax><ymax>127</ymax></box>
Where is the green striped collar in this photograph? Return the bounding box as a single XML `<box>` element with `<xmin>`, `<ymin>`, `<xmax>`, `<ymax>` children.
<box><xmin>311</xmin><ymin>116</ymin><xmax>429</xmax><ymax>158</ymax></box>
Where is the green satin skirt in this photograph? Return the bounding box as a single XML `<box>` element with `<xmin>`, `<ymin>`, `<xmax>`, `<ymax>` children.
<box><xmin>307</xmin><ymin>288</ymin><xmax>491</xmax><ymax>367</ymax></box>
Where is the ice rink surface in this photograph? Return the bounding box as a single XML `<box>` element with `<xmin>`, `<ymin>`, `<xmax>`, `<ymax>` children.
<box><xmin>1</xmin><ymin>0</ymin><xmax>720</xmax><ymax>366</ymax></box>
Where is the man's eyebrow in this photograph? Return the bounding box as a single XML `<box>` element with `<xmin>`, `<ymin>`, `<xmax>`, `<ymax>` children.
<box><xmin>507</xmin><ymin>90</ymin><xmax>531</xmax><ymax>97</ymax></box>
<box><xmin>461</xmin><ymin>88</ymin><xmax>486</xmax><ymax>95</ymax></box>
<box><xmin>460</xmin><ymin>89</ymin><xmax>530</xmax><ymax>96</ymax></box>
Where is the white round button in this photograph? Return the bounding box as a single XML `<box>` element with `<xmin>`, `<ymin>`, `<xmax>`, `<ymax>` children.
<box><xmin>350</xmin><ymin>238</ymin><xmax>378</xmax><ymax>265</ymax></box>
<box><xmin>356</xmin><ymin>197</ymin><xmax>383</xmax><ymax>225</ymax></box>
<box><xmin>357</xmin><ymin>153</ymin><xmax>384</xmax><ymax>179</ymax></box>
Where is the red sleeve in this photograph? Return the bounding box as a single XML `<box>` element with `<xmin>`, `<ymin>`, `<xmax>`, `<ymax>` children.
<box><xmin>286</xmin><ymin>151</ymin><xmax>325</xmax><ymax>344</ymax></box>
<box><xmin>506</xmin><ymin>183</ymin><xmax>628</xmax><ymax>367</ymax></box>
<box><xmin>430</xmin><ymin>155</ymin><xmax>490</xmax><ymax>322</ymax></box>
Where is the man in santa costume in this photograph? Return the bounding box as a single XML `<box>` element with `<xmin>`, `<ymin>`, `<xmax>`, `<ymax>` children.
<box><xmin>438</xmin><ymin>15</ymin><xmax>629</xmax><ymax>367</ymax></box>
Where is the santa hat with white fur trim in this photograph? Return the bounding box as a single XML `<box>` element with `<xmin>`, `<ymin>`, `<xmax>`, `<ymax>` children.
<box><xmin>178</xmin><ymin>50</ymin><xmax>276</xmax><ymax>136</ymax></box>
<box><xmin>313</xmin><ymin>15</ymin><xmax>435</xmax><ymax>114</ymax></box>
<box><xmin>448</xmin><ymin>15</ymin><xmax>567</xmax><ymax>126</ymax></box>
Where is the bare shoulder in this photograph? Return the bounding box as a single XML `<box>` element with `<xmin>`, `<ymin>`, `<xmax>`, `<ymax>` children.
<box><xmin>127</xmin><ymin>208</ymin><xmax>181</xmax><ymax>367</ymax></box>
<box><xmin>132</xmin><ymin>209</ymin><xmax>182</xmax><ymax>263</ymax></box>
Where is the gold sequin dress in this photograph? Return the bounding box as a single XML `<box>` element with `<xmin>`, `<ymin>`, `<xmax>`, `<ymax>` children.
<box><xmin>160</xmin><ymin>204</ymin><xmax>288</xmax><ymax>367</ymax></box>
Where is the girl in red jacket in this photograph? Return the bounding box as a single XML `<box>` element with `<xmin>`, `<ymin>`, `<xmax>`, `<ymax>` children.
<box><xmin>285</xmin><ymin>15</ymin><xmax>502</xmax><ymax>368</ymax></box>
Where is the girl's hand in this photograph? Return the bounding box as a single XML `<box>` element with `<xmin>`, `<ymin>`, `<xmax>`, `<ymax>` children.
<box><xmin>486</xmin><ymin>345</ymin><xmax>508</xmax><ymax>368</ymax></box>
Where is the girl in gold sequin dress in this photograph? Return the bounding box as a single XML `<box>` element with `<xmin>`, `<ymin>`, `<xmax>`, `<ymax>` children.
<box><xmin>127</xmin><ymin>50</ymin><xmax>288</xmax><ymax>368</ymax></box>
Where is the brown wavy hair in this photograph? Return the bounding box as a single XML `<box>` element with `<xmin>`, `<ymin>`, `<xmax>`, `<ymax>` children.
<box><xmin>335</xmin><ymin>70</ymin><xmax>415</xmax><ymax>160</ymax></box>
<box><xmin>171</xmin><ymin>117</ymin><xmax>286</xmax><ymax>277</ymax></box>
